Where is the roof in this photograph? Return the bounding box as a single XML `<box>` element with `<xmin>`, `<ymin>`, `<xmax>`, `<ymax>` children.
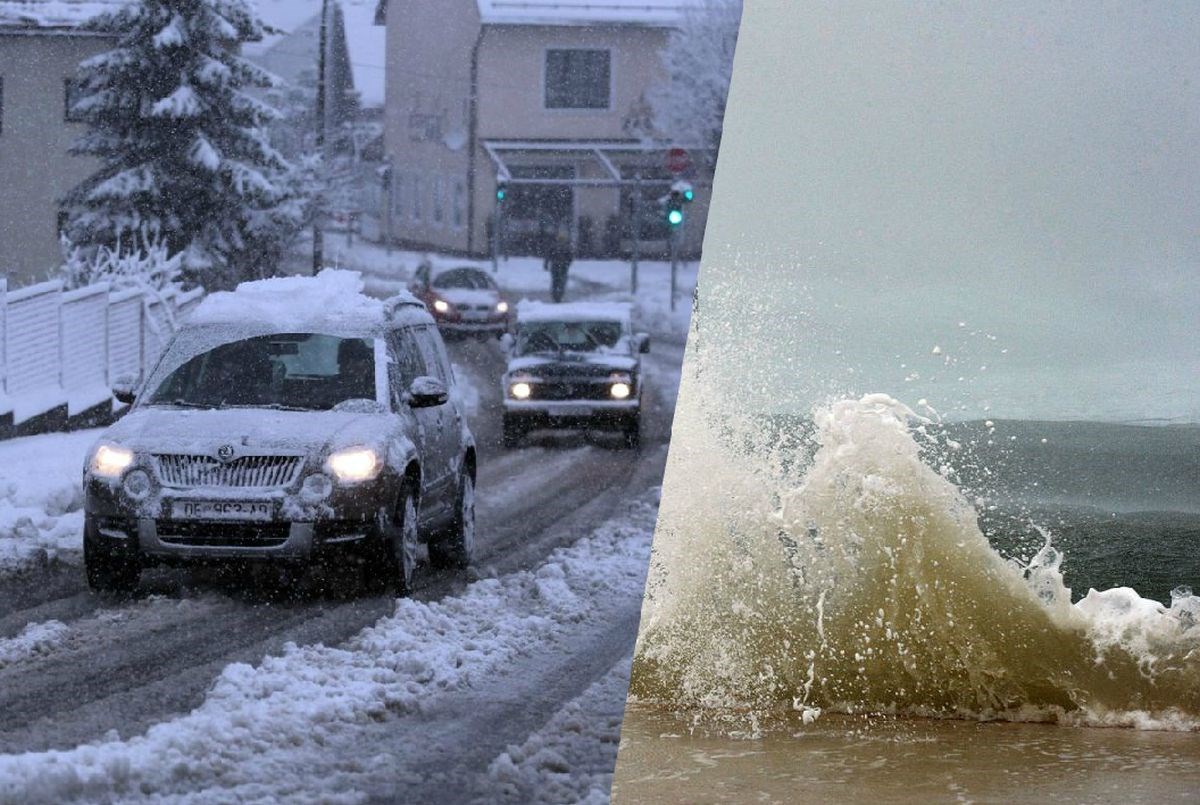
<box><xmin>247</xmin><ymin>0</ymin><xmax>386</xmax><ymax>107</ymax></box>
<box><xmin>517</xmin><ymin>300</ymin><xmax>632</xmax><ymax>324</ymax></box>
<box><xmin>476</xmin><ymin>0</ymin><xmax>700</xmax><ymax>27</ymax></box>
<box><xmin>0</xmin><ymin>0</ymin><xmax>124</xmax><ymax>29</ymax></box>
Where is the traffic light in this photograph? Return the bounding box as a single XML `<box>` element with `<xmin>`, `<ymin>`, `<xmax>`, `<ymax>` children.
<box><xmin>495</xmin><ymin>178</ymin><xmax>508</xmax><ymax>202</ymax></box>
<box><xmin>665</xmin><ymin>181</ymin><xmax>693</xmax><ymax>227</ymax></box>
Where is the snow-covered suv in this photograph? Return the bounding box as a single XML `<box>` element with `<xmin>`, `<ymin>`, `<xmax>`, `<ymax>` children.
<box><xmin>501</xmin><ymin>302</ymin><xmax>649</xmax><ymax>449</ymax></box>
<box><xmin>83</xmin><ymin>271</ymin><xmax>476</xmax><ymax>595</ymax></box>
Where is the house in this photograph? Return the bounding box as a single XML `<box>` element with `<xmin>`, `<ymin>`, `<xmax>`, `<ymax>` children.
<box><xmin>0</xmin><ymin>0</ymin><xmax>121</xmax><ymax>287</ymax></box>
<box><xmin>374</xmin><ymin>0</ymin><xmax>714</xmax><ymax>259</ymax></box>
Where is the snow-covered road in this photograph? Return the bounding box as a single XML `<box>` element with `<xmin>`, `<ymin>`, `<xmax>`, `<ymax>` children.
<box><xmin>0</xmin><ymin>314</ymin><xmax>684</xmax><ymax>802</ymax></box>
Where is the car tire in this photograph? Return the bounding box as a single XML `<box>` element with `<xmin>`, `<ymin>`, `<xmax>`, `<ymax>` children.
<box><xmin>364</xmin><ymin>486</ymin><xmax>420</xmax><ymax>596</ymax></box>
<box><xmin>83</xmin><ymin>516</ymin><xmax>140</xmax><ymax>594</ymax></box>
<box><xmin>622</xmin><ymin>417</ymin><xmax>641</xmax><ymax>451</ymax></box>
<box><xmin>429</xmin><ymin>472</ymin><xmax>476</xmax><ymax>570</ymax></box>
<box><xmin>502</xmin><ymin>416</ymin><xmax>525</xmax><ymax>449</ymax></box>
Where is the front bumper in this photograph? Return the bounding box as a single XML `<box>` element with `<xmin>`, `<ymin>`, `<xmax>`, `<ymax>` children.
<box><xmin>503</xmin><ymin>399</ymin><xmax>640</xmax><ymax>430</ymax></box>
<box><xmin>85</xmin><ymin>475</ymin><xmax>390</xmax><ymax>563</ymax></box>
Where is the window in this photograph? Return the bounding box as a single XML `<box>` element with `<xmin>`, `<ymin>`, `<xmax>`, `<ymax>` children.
<box><xmin>432</xmin><ymin>175</ymin><xmax>445</xmax><ymax>227</ymax></box>
<box><xmin>144</xmin><ymin>333</ymin><xmax>378</xmax><ymax>411</ymax></box>
<box><xmin>545</xmin><ymin>49</ymin><xmax>611</xmax><ymax>110</ymax></box>
<box><xmin>392</xmin><ymin>172</ymin><xmax>405</xmax><ymax>222</ymax></box>
<box><xmin>413</xmin><ymin>326</ymin><xmax>453</xmax><ymax>385</ymax></box>
<box><xmin>452</xmin><ymin>179</ymin><xmax>466</xmax><ymax>229</ymax></box>
<box><xmin>411</xmin><ymin>174</ymin><xmax>423</xmax><ymax>222</ymax></box>
<box><xmin>64</xmin><ymin>78</ymin><xmax>86</xmax><ymax>122</ymax></box>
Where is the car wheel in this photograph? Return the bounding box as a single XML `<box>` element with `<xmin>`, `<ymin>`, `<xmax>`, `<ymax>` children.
<box><xmin>83</xmin><ymin>516</ymin><xmax>140</xmax><ymax>594</ymax></box>
<box><xmin>429</xmin><ymin>472</ymin><xmax>476</xmax><ymax>570</ymax></box>
<box><xmin>364</xmin><ymin>487</ymin><xmax>419</xmax><ymax>595</ymax></box>
<box><xmin>502</xmin><ymin>416</ymin><xmax>525</xmax><ymax>449</ymax></box>
<box><xmin>622</xmin><ymin>418</ymin><xmax>641</xmax><ymax>451</ymax></box>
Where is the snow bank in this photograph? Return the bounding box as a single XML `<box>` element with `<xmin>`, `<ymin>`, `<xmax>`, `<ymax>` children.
<box><xmin>0</xmin><ymin>621</ymin><xmax>70</xmax><ymax>670</ymax></box>
<box><xmin>0</xmin><ymin>429</ymin><xmax>99</xmax><ymax>577</ymax></box>
<box><xmin>0</xmin><ymin>495</ymin><xmax>657</xmax><ymax>804</ymax></box>
<box><xmin>484</xmin><ymin>655</ymin><xmax>632</xmax><ymax>805</ymax></box>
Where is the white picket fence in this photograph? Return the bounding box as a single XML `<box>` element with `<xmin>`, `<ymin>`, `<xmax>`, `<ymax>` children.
<box><xmin>0</xmin><ymin>277</ymin><xmax>204</xmax><ymax>427</ymax></box>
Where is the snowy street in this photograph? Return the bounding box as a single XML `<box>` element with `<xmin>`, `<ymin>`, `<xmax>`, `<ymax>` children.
<box><xmin>0</xmin><ymin>252</ymin><xmax>692</xmax><ymax>803</ymax></box>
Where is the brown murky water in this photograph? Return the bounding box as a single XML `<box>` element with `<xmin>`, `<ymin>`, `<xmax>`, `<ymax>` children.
<box><xmin>612</xmin><ymin>705</ymin><xmax>1200</xmax><ymax>804</ymax></box>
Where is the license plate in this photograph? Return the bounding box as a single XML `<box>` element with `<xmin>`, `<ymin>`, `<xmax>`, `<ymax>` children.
<box><xmin>171</xmin><ymin>501</ymin><xmax>273</xmax><ymax>521</ymax></box>
<box><xmin>551</xmin><ymin>405</ymin><xmax>593</xmax><ymax>418</ymax></box>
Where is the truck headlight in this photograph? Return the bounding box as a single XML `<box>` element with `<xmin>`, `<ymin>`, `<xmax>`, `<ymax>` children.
<box><xmin>326</xmin><ymin>448</ymin><xmax>382</xmax><ymax>482</ymax></box>
<box><xmin>496</xmin><ymin>301</ymin><xmax>509</xmax><ymax>313</ymax></box>
<box><xmin>510</xmin><ymin>381</ymin><xmax>532</xmax><ymax>400</ymax></box>
<box><xmin>432</xmin><ymin>299</ymin><xmax>451</xmax><ymax>313</ymax></box>
<box><xmin>91</xmin><ymin>443</ymin><xmax>134</xmax><ymax>478</ymax></box>
<box><xmin>610</xmin><ymin>382</ymin><xmax>632</xmax><ymax>400</ymax></box>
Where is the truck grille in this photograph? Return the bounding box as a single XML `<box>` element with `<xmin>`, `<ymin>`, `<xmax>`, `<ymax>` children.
<box><xmin>153</xmin><ymin>454</ymin><xmax>303</xmax><ymax>489</ymax></box>
<box><xmin>530</xmin><ymin>381</ymin><xmax>614</xmax><ymax>402</ymax></box>
<box><xmin>157</xmin><ymin>521</ymin><xmax>291</xmax><ymax>548</ymax></box>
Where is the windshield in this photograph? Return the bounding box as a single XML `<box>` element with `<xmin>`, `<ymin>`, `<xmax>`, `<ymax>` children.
<box><xmin>516</xmin><ymin>321</ymin><xmax>624</xmax><ymax>355</ymax></box>
<box><xmin>145</xmin><ymin>333</ymin><xmax>377</xmax><ymax>411</ymax></box>
<box><xmin>433</xmin><ymin>269</ymin><xmax>496</xmax><ymax>291</ymax></box>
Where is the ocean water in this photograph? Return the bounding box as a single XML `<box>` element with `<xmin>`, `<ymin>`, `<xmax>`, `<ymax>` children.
<box><xmin>626</xmin><ymin>363</ymin><xmax>1200</xmax><ymax>729</ymax></box>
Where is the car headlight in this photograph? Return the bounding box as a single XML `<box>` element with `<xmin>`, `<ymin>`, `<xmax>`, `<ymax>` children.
<box><xmin>326</xmin><ymin>447</ymin><xmax>382</xmax><ymax>483</ymax></box>
<box><xmin>496</xmin><ymin>301</ymin><xmax>509</xmax><ymax>313</ymax></box>
<box><xmin>432</xmin><ymin>299</ymin><xmax>451</xmax><ymax>313</ymax></box>
<box><xmin>91</xmin><ymin>443</ymin><xmax>134</xmax><ymax>478</ymax></box>
<box><xmin>610</xmin><ymin>382</ymin><xmax>632</xmax><ymax>400</ymax></box>
<box><xmin>509</xmin><ymin>381</ymin><xmax>532</xmax><ymax>400</ymax></box>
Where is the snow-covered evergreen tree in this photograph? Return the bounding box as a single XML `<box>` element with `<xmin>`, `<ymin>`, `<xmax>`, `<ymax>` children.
<box><xmin>645</xmin><ymin>0</ymin><xmax>743</xmax><ymax>164</ymax></box>
<box><xmin>63</xmin><ymin>0</ymin><xmax>300</xmax><ymax>289</ymax></box>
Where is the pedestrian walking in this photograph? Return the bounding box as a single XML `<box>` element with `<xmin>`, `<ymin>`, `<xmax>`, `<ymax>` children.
<box><xmin>546</xmin><ymin>225</ymin><xmax>574</xmax><ymax>303</ymax></box>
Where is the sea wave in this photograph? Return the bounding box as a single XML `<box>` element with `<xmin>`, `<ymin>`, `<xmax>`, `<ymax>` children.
<box><xmin>631</xmin><ymin>379</ymin><xmax>1200</xmax><ymax>731</ymax></box>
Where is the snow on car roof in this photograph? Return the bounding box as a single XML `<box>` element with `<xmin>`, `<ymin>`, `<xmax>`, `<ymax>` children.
<box><xmin>516</xmin><ymin>300</ymin><xmax>632</xmax><ymax>324</ymax></box>
<box><xmin>187</xmin><ymin>269</ymin><xmax>426</xmax><ymax>331</ymax></box>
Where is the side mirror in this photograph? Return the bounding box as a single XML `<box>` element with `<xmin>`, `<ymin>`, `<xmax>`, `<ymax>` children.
<box><xmin>634</xmin><ymin>333</ymin><xmax>651</xmax><ymax>354</ymax></box>
<box><xmin>499</xmin><ymin>333</ymin><xmax>515</xmax><ymax>354</ymax></box>
<box><xmin>407</xmin><ymin>375</ymin><xmax>448</xmax><ymax>408</ymax></box>
<box><xmin>112</xmin><ymin>373</ymin><xmax>139</xmax><ymax>406</ymax></box>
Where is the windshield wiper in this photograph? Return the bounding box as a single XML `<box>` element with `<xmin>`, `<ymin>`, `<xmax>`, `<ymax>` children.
<box><xmin>220</xmin><ymin>403</ymin><xmax>310</xmax><ymax>412</ymax></box>
<box><xmin>148</xmin><ymin>399</ymin><xmax>212</xmax><ymax>410</ymax></box>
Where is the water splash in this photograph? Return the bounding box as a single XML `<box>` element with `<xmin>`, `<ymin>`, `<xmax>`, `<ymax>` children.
<box><xmin>632</xmin><ymin>382</ymin><xmax>1200</xmax><ymax>731</ymax></box>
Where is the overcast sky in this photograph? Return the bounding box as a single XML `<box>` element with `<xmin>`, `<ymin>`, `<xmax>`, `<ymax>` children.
<box><xmin>697</xmin><ymin>0</ymin><xmax>1200</xmax><ymax>422</ymax></box>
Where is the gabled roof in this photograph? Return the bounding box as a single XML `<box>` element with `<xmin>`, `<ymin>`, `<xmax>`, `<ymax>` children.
<box><xmin>0</xmin><ymin>0</ymin><xmax>124</xmax><ymax>29</ymax></box>
<box><xmin>476</xmin><ymin>0</ymin><xmax>699</xmax><ymax>27</ymax></box>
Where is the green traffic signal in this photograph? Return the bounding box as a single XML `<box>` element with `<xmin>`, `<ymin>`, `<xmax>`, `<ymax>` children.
<box><xmin>683</xmin><ymin>188</ymin><xmax>694</xmax><ymax>202</ymax></box>
<box><xmin>667</xmin><ymin>208</ymin><xmax>684</xmax><ymax>226</ymax></box>
<box><xmin>496</xmin><ymin>187</ymin><xmax>507</xmax><ymax>201</ymax></box>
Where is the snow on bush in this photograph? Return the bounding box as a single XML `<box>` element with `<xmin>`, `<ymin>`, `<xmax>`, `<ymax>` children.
<box><xmin>0</xmin><ymin>496</ymin><xmax>657</xmax><ymax>804</ymax></box>
<box><xmin>58</xmin><ymin>226</ymin><xmax>182</xmax><ymax>292</ymax></box>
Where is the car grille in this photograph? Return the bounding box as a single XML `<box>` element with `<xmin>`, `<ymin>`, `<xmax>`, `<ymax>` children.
<box><xmin>153</xmin><ymin>454</ymin><xmax>303</xmax><ymax>489</ymax></box>
<box><xmin>157</xmin><ymin>520</ymin><xmax>291</xmax><ymax>548</ymax></box>
<box><xmin>530</xmin><ymin>381</ymin><xmax>614</xmax><ymax>402</ymax></box>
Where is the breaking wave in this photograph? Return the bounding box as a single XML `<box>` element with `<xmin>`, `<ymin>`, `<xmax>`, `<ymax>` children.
<box><xmin>631</xmin><ymin>371</ymin><xmax>1200</xmax><ymax>730</ymax></box>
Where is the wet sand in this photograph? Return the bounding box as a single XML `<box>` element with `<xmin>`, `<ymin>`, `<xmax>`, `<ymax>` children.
<box><xmin>613</xmin><ymin>704</ymin><xmax>1200</xmax><ymax>804</ymax></box>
